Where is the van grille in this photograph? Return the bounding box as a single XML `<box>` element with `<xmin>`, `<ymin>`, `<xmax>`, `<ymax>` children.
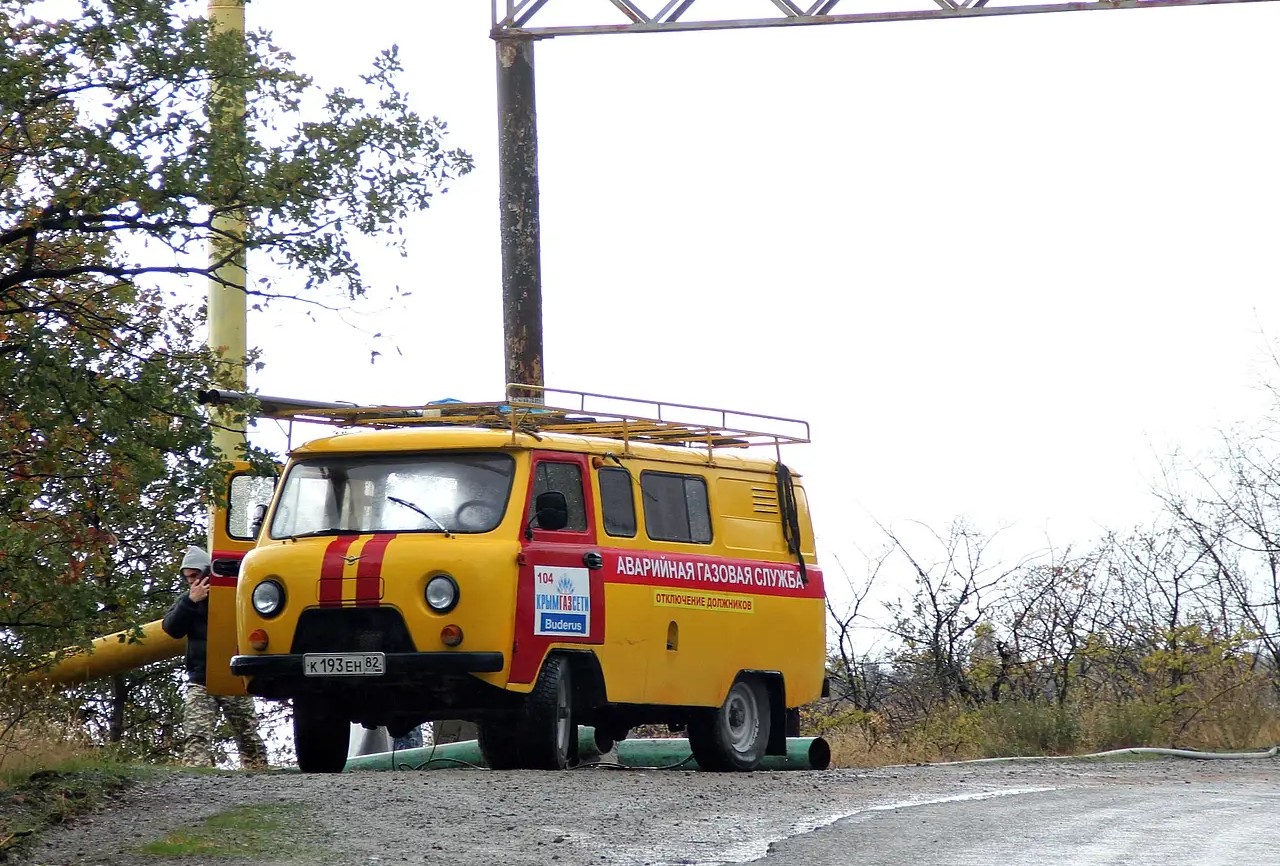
<box><xmin>290</xmin><ymin>608</ymin><xmax>417</xmax><ymax>654</ymax></box>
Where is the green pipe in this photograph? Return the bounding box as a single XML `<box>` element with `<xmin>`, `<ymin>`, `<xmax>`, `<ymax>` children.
<box><xmin>344</xmin><ymin>732</ymin><xmax>831</xmax><ymax>771</ymax></box>
<box><xmin>343</xmin><ymin>726</ymin><xmax>612</xmax><ymax>772</ymax></box>
<box><xmin>612</xmin><ymin>736</ymin><xmax>831</xmax><ymax>771</ymax></box>
<box><xmin>345</xmin><ymin>738</ymin><xmax>485</xmax><ymax>771</ymax></box>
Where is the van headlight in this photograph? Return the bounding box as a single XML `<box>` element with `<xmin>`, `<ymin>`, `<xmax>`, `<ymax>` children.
<box><xmin>425</xmin><ymin>574</ymin><xmax>458</xmax><ymax>613</ymax></box>
<box><xmin>251</xmin><ymin>579</ymin><xmax>285</xmax><ymax>617</ymax></box>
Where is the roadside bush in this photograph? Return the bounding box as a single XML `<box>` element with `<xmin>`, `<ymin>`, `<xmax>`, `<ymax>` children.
<box><xmin>972</xmin><ymin>701</ymin><xmax>1080</xmax><ymax>756</ymax></box>
<box><xmin>1079</xmin><ymin>700</ymin><xmax>1172</xmax><ymax>750</ymax></box>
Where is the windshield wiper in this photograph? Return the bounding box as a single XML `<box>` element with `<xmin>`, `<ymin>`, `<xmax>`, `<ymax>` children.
<box><xmin>282</xmin><ymin>527</ymin><xmax>353</xmax><ymax>541</ymax></box>
<box><xmin>387</xmin><ymin>496</ymin><xmax>453</xmax><ymax>537</ymax></box>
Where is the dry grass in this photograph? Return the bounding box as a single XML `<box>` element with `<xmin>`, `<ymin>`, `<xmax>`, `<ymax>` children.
<box><xmin>1199</xmin><ymin>714</ymin><xmax>1280</xmax><ymax>750</ymax></box>
<box><xmin>821</xmin><ymin>723</ymin><xmax>985</xmax><ymax>768</ymax></box>
<box><xmin>0</xmin><ymin>695</ymin><xmax>103</xmax><ymax>785</ymax></box>
<box><xmin>816</xmin><ymin>693</ymin><xmax>1280</xmax><ymax>769</ymax></box>
<box><xmin>0</xmin><ymin>732</ymin><xmax>103</xmax><ymax>784</ymax></box>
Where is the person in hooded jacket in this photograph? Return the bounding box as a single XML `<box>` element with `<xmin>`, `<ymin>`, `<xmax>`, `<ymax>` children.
<box><xmin>162</xmin><ymin>545</ymin><xmax>268</xmax><ymax>769</ymax></box>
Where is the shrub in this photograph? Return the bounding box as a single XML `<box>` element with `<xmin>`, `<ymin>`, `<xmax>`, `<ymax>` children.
<box><xmin>973</xmin><ymin>701</ymin><xmax>1080</xmax><ymax>756</ymax></box>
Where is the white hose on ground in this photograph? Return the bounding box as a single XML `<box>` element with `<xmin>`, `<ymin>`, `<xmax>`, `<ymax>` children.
<box><xmin>1085</xmin><ymin>745</ymin><xmax>1280</xmax><ymax>760</ymax></box>
<box><xmin>927</xmin><ymin>745</ymin><xmax>1280</xmax><ymax>766</ymax></box>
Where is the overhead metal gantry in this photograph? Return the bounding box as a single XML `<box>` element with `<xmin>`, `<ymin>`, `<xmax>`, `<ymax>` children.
<box><xmin>493</xmin><ymin>0</ymin><xmax>1274</xmax><ymax>36</ymax></box>
<box><xmin>489</xmin><ymin>0</ymin><xmax>1276</xmax><ymax>393</ymax></box>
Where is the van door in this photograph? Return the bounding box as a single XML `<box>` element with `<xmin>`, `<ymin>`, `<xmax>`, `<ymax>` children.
<box><xmin>206</xmin><ymin>464</ymin><xmax>277</xmax><ymax>696</ymax></box>
<box><xmin>510</xmin><ymin>452</ymin><xmax>603</xmax><ymax>685</ymax></box>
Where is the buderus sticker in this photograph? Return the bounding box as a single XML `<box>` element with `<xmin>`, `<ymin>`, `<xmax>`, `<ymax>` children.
<box><xmin>533</xmin><ymin>565</ymin><xmax>590</xmax><ymax>637</ymax></box>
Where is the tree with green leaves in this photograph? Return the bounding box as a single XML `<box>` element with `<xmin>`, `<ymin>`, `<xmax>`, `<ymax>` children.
<box><xmin>1</xmin><ymin>0</ymin><xmax>471</xmax><ymax>757</ymax></box>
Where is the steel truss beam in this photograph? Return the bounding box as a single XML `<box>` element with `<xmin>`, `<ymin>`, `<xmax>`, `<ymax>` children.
<box><xmin>493</xmin><ymin>0</ymin><xmax>1277</xmax><ymax>37</ymax></box>
<box><xmin>488</xmin><ymin>0</ymin><xmax>1275</xmax><ymax>394</ymax></box>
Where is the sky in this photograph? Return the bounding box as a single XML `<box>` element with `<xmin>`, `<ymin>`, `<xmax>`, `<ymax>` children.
<box><xmin>236</xmin><ymin>0</ymin><xmax>1280</xmax><ymax>617</ymax></box>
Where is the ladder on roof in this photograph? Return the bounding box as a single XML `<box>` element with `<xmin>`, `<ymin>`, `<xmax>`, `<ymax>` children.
<box><xmin>198</xmin><ymin>384</ymin><xmax>810</xmax><ymax>453</ymax></box>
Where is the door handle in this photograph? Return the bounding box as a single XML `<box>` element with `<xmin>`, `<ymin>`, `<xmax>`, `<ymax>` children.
<box><xmin>583</xmin><ymin>551</ymin><xmax>604</xmax><ymax>570</ymax></box>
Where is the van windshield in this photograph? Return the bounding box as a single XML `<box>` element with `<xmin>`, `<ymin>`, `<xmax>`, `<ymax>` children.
<box><xmin>269</xmin><ymin>453</ymin><xmax>516</xmax><ymax>539</ymax></box>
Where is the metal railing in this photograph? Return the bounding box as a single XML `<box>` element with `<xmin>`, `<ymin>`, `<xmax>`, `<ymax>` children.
<box><xmin>198</xmin><ymin>385</ymin><xmax>810</xmax><ymax>452</ymax></box>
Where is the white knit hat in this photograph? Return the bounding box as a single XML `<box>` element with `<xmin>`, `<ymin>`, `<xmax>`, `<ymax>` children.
<box><xmin>180</xmin><ymin>546</ymin><xmax>211</xmax><ymax>574</ymax></box>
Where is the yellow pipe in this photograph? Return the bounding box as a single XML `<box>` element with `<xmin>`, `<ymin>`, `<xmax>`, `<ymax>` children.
<box><xmin>204</xmin><ymin>0</ymin><xmax>251</xmax><ymax>698</ymax></box>
<box><xmin>25</xmin><ymin>621</ymin><xmax>183</xmax><ymax>687</ymax></box>
<box><xmin>207</xmin><ymin>0</ymin><xmax>248</xmax><ymax>461</ymax></box>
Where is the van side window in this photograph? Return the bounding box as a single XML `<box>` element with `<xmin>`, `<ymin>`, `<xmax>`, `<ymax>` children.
<box><xmin>640</xmin><ymin>471</ymin><xmax>712</xmax><ymax>544</ymax></box>
<box><xmin>598</xmin><ymin>468</ymin><xmax>636</xmax><ymax>537</ymax></box>
<box><xmin>530</xmin><ymin>461</ymin><xmax>587</xmax><ymax>531</ymax></box>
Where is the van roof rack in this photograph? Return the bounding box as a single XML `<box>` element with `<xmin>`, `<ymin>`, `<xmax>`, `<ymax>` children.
<box><xmin>198</xmin><ymin>384</ymin><xmax>810</xmax><ymax>452</ymax></box>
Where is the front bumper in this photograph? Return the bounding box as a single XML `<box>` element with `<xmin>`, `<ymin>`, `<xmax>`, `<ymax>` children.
<box><xmin>231</xmin><ymin>651</ymin><xmax>504</xmax><ymax>678</ymax></box>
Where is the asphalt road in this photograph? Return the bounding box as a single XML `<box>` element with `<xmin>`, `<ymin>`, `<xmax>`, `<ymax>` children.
<box><xmin>760</xmin><ymin>780</ymin><xmax>1280</xmax><ymax>865</ymax></box>
<box><xmin>22</xmin><ymin>756</ymin><xmax>1280</xmax><ymax>866</ymax></box>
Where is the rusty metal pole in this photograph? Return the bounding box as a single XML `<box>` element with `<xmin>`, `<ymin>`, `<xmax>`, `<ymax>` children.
<box><xmin>495</xmin><ymin>34</ymin><xmax>543</xmax><ymax>400</ymax></box>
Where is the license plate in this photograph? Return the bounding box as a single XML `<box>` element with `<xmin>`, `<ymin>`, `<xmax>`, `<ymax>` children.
<box><xmin>303</xmin><ymin>653</ymin><xmax>385</xmax><ymax>677</ymax></box>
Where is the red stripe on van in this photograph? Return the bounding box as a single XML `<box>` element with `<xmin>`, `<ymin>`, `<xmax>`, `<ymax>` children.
<box><xmin>354</xmin><ymin>534</ymin><xmax>395</xmax><ymax>607</ymax></box>
<box><xmin>319</xmin><ymin>535</ymin><xmax>358</xmax><ymax>607</ymax></box>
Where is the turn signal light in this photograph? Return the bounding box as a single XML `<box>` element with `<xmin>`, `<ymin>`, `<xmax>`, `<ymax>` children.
<box><xmin>440</xmin><ymin>624</ymin><xmax>464</xmax><ymax>647</ymax></box>
<box><xmin>249</xmin><ymin>629</ymin><xmax>269</xmax><ymax>651</ymax></box>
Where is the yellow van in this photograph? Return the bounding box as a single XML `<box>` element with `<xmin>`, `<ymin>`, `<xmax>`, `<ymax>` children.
<box><xmin>211</xmin><ymin>387</ymin><xmax>825</xmax><ymax>773</ymax></box>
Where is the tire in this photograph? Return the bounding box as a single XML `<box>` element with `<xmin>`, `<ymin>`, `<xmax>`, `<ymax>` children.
<box><xmin>688</xmin><ymin>677</ymin><xmax>771</xmax><ymax>772</ymax></box>
<box><xmin>293</xmin><ymin>698</ymin><xmax>350</xmax><ymax>774</ymax></box>
<box><xmin>519</xmin><ymin>654</ymin><xmax>576</xmax><ymax>770</ymax></box>
<box><xmin>478</xmin><ymin>719</ymin><xmax>522</xmax><ymax>770</ymax></box>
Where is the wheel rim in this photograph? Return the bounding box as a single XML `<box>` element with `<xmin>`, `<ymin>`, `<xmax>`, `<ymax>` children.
<box><xmin>721</xmin><ymin>682</ymin><xmax>759</xmax><ymax>754</ymax></box>
<box><xmin>554</xmin><ymin>673</ymin><xmax>572</xmax><ymax>758</ymax></box>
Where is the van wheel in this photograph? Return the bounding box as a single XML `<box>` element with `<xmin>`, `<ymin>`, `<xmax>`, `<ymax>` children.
<box><xmin>688</xmin><ymin>677</ymin><xmax>771</xmax><ymax>772</ymax></box>
<box><xmin>293</xmin><ymin>698</ymin><xmax>349</xmax><ymax>773</ymax></box>
<box><xmin>478</xmin><ymin>719</ymin><xmax>522</xmax><ymax>770</ymax></box>
<box><xmin>520</xmin><ymin>654</ymin><xmax>576</xmax><ymax>770</ymax></box>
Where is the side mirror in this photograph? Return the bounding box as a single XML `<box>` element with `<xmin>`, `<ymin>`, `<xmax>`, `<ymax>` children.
<box><xmin>250</xmin><ymin>503</ymin><xmax>268</xmax><ymax>539</ymax></box>
<box><xmin>532</xmin><ymin>490</ymin><xmax>569</xmax><ymax>532</ymax></box>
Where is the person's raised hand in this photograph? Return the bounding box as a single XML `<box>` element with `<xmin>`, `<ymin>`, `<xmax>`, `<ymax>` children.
<box><xmin>188</xmin><ymin>574</ymin><xmax>211</xmax><ymax>603</ymax></box>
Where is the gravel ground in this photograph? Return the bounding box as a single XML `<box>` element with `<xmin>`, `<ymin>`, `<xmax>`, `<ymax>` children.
<box><xmin>19</xmin><ymin>755</ymin><xmax>1280</xmax><ymax>866</ymax></box>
